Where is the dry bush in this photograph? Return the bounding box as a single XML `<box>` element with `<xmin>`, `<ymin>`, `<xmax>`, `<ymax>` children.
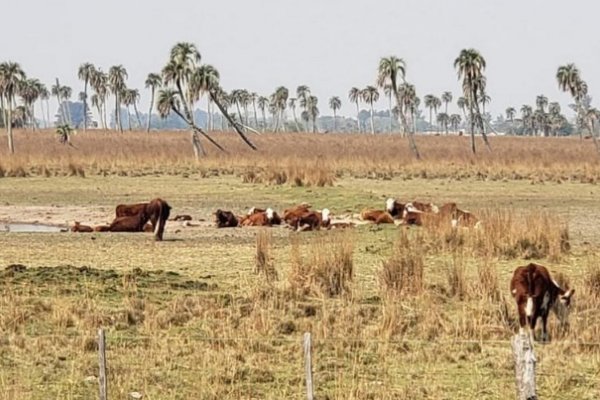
<box><xmin>475</xmin><ymin>257</ymin><xmax>501</xmax><ymax>301</ymax></box>
<box><xmin>254</xmin><ymin>229</ymin><xmax>277</xmax><ymax>282</ymax></box>
<box><xmin>379</xmin><ymin>231</ymin><xmax>424</xmax><ymax>297</ymax></box>
<box><xmin>584</xmin><ymin>257</ymin><xmax>600</xmax><ymax>299</ymax></box>
<box><xmin>288</xmin><ymin>231</ymin><xmax>354</xmax><ymax>298</ymax></box>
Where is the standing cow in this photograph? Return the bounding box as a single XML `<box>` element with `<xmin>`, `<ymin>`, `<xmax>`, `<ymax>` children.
<box><xmin>510</xmin><ymin>263</ymin><xmax>574</xmax><ymax>342</ymax></box>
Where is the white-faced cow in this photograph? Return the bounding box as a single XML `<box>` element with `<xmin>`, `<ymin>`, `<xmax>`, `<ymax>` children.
<box><xmin>295</xmin><ymin>208</ymin><xmax>331</xmax><ymax>231</ymax></box>
<box><xmin>510</xmin><ymin>263</ymin><xmax>574</xmax><ymax>342</ymax></box>
<box><xmin>386</xmin><ymin>198</ymin><xmax>406</xmax><ymax>219</ymax></box>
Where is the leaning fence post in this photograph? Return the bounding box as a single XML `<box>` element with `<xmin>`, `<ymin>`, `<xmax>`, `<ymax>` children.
<box><xmin>512</xmin><ymin>333</ymin><xmax>537</xmax><ymax>400</ymax></box>
<box><xmin>303</xmin><ymin>332</ymin><xmax>314</xmax><ymax>400</ymax></box>
<box><xmin>98</xmin><ymin>328</ymin><xmax>108</xmax><ymax>400</ymax></box>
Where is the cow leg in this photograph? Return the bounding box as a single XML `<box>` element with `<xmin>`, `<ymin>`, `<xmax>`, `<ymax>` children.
<box><xmin>541</xmin><ymin>313</ymin><xmax>550</xmax><ymax>342</ymax></box>
<box><xmin>517</xmin><ymin>302</ymin><xmax>527</xmax><ymax>334</ymax></box>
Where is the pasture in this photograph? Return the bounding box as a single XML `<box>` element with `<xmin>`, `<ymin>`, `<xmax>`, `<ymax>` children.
<box><xmin>1</xmin><ymin>131</ymin><xmax>600</xmax><ymax>399</ymax></box>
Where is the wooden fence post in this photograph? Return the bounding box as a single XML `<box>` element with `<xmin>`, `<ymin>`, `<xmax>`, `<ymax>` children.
<box><xmin>98</xmin><ymin>328</ymin><xmax>108</xmax><ymax>400</ymax></box>
<box><xmin>303</xmin><ymin>332</ymin><xmax>314</xmax><ymax>400</ymax></box>
<box><xmin>512</xmin><ymin>333</ymin><xmax>537</xmax><ymax>400</ymax></box>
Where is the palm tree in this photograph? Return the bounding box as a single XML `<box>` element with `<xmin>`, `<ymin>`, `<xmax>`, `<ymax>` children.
<box><xmin>0</xmin><ymin>62</ymin><xmax>26</xmax><ymax>153</ymax></box>
<box><xmin>329</xmin><ymin>96</ymin><xmax>341</xmax><ymax>132</ymax></box>
<box><xmin>399</xmin><ymin>83</ymin><xmax>418</xmax><ymax>135</ymax></box>
<box><xmin>288</xmin><ymin>97</ymin><xmax>301</xmax><ymax>131</ymax></box>
<box><xmin>383</xmin><ymin>84</ymin><xmax>394</xmax><ymax>132</ymax></box>
<box><xmin>437</xmin><ymin>112</ymin><xmax>450</xmax><ymax>135</ymax></box>
<box><xmin>78</xmin><ymin>63</ymin><xmax>95</xmax><ymax>132</ymax></box>
<box><xmin>557</xmin><ymin>63</ymin><xmax>591</xmax><ymax>142</ymax></box>
<box><xmin>454</xmin><ymin>48</ymin><xmax>490</xmax><ymax>153</ymax></box>
<box><xmin>129</xmin><ymin>89</ymin><xmax>142</xmax><ymax>128</ymax></box>
<box><xmin>39</xmin><ymin>84</ymin><xmax>50</xmax><ymax>128</ymax></box>
<box><xmin>19</xmin><ymin>78</ymin><xmax>43</xmax><ymax>130</ymax></box>
<box><xmin>297</xmin><ymin>85</ymin><xmax>310</xmax><ymax>132</ymax></box>
<box><xmin>457</xmin><ymin>96</ymin><xmax>467</xmax><ymax>124</ymax></box>
<box><xmin>423</xmin><ymin>94</ymin><xmax>437</xmax><ymax>131</ymax></box>
<box><xmin>348</xmin><ymin>87</ymin><xmax>362</xmax><ymax>133</ymax></box>
<box><xmin>144</xmin><ymin>73</ymin><xmax>161</xmax><ymax>132</ymax></box>
<box><xmin>449</xmin><ymin>114</ymin><xmax>462</xmax><ymax>132</ymax></box>
<box><xmin>361</xmin><ymin>86</ymin><xmax>379</xmax><ymax>135</ymax></box>
<box><xmin>505</xmin><ymin>107</ymin><xmax>516</xmax><ymax>134</ymax></box>
<box><xmin>250</xmin><ymin>92</ymin><xmax>259</xmax><ymax>130</ymax></box>
<box><xmin>60</xmin><ymin>85</ymin><xmax>73</xmax><ymax>126</ymax></box>
<box><xmin>272</xmin><ymin>86</ymin><xmax>288</xmax><ymax>132</ymax></box>
<box><xmin>51</xmin><ymin>81</ymin><xmax>65</xmax><ymax>124</ymax></box>
<box><xmin>90</xmin><ymin>69</ymin><xmax>108</xmax><ymax>129</ymax></box>
<box><xmin>306</xmin><ymin>95</ymin><xmax>319</xmax><ymax>133</ymax></box>
<box><xmin>121</xmin><ymin>88</ymin><xmax>134</xmax><ymax>130</ymax></box>
<box><xmin>441</xmin><ymin>91</ymin><xmax>453</xmax><ymax>116</ymax></box>
<box><xmin>258</xmin><ymin>96</ymin><xmax>268</xmax><ymax>131</ymax></box>
<box><xmin>190</xmin><ymin>64</ymin><xmax>220</xmax><ymax>130</ymax></box>
<box><xmin>520</xmin><ymin>105</ymin><xmax>533</xmax><ymax>135</ymax></box>
<box><xmin>108</xmin><ymin>65</ymin><xmax>128</xmax><ymax>132</ymax></box>
<box><xmin>536</xmin><ymin>95</ymin><xmax>548</xmax><ymax>113</ymax></box>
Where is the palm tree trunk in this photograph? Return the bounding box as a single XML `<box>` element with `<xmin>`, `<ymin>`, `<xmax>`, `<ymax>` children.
<box><xmin>388</xmin><ymin>93</ymin><xmax>393</xmax><ymax>133</ymax></box>
<box><xmin>45</xmin><ymin>99</ymin><xmax>51</xmax><ymax>128</ymax></box>
<box><xmin>273</xmin><ymin>112</ymin><xmax>280</xmax><ymax>132</ymax></box>
<box><xmin>126</xmin><ymin>106</ymin><xmax>132</xmax><ymax>131</ymax></box>
<box><xmin>291</xmin><ymin>108</ymin><xmax>300</xmax><ymax>132</ymax></box>
<box><xmin>429</xmin><ymin>108</ymin><xmax>433</xmax><ymax>132</ymax></box>
<box><xmin>65</xmin><ymin>100</ymin><xmax>73</xmax><ymax>126</ymax></box>
<box><xmin>333</xmin><ymin>110</ymin><xmax>337</xmax><ymax>132</ymax></box>
<box><xmin>207</xmin><ymin>97</ymin><xmax>212</xmax><ymax>131</ymax></box>
<box><xmin>115</xmin><ymin>93</ymin><xmax>121</xmax><ymax>132</ymax></box>
<box><xmin>355</xmin><ymin>103</ymin><xmax>361</xmax><ymax>133</ymax></box>
<box><xmin>253</xmin><ymin>102</ymin><xmax>259</xmax><ymax>129</ymax></box>
<box><xmin>261</xmin><ymin>109</ymin><xmax>267</xmax><ymax>132</ymax></box>
<box><xmin>146</xmin><ymin>88</ymin><xmax>155</xmax><ymax>133</ymax></box>
<box><xmin>587</xmin><ymin>119</ymin><xmax>600</xmax><ymax>154</ymax></box>
<box><xmin>133</xmin><ymin>102</ymin><xmax>142</xmax><ymax>129</ymax></box>
<box><xmin>280</xmin><ymin>109</ymin><xmax>286</xmax><ymax>133</ymax></box>
<box><xmin>208</xmin><ymin>91</ymin><xmax>257</xmax><ymax>150</ymax></box>
<box><xmin>7</xmin><ymin>101</ymin><xmax>14</xmax><ymax>154</ymax></box>
<box><xmin>83</xmin><ymin>80</ymin><xmax>88</xmax><ymax>132</ymax></box>
<box><xmin>369</xmin><ymin>103</ymin><xmax>375</xmax><ymax>135</ymax></box>
<box><xmin>469</xmin><ymin>103</ymin><xmax>476</xmax><ymax>154</ymax></box>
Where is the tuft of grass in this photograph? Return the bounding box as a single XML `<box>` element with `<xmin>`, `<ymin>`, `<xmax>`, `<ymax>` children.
<box><xmin>379</xmin><ymin>231</ymin><xmax>424</xmax><ymax>297</ymax></box>
<box><xmin>254</xmin><ymin>229</ymin><xmax>277</xmax><ymax>282</ymax></box>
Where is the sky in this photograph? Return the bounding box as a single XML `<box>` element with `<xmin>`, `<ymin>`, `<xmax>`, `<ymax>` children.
<box><xmin>2</xmin><ymin>0</ymin><xmax>600</xmax><ymax>120</ymax></box>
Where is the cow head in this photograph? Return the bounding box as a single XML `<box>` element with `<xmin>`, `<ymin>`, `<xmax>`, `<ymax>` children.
<box><xmin>248</xmin><ymin>207</ymin><xmax>256</xmax><ymax>216</ymax></box>
<box><xmin>266</xmin><ymin>208</ymin><xmax>274</xmax><ymax>221</ymax></box>
<box><xmin>385</xmin><ymin>198</ymin><xmax>395</xmax><ymax>213</ymax></box>
<box><xmin>553</xmin><ymin>288</ymin><xmax>575</xmax><ymax>326</ymax></box>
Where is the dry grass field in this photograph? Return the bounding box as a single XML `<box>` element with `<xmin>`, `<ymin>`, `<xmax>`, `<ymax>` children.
<box><xmin>1</xmin><ymin>130</ymin><xmax>600</xmax><ymax>399</ymax></box>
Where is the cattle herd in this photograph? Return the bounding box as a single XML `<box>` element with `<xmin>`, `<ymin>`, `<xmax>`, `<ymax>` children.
<box><xmin>67</xmin><ymin>197</ymin><xmax>574</xmax><ymax>343</ymax></box>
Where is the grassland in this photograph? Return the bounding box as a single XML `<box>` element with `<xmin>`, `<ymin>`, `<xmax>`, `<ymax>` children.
<box><xmin>1</xmin><ymin>131</ymin><xmax>600</xmax><ymax>399</ymax></box>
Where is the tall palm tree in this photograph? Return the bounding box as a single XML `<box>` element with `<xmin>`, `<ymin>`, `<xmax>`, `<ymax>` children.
<box><xmin>306</xmin><ymin>95</ymin><xmax>319</xmax><ymax>133</ymax></box>
<box><xmin>296</xmin><ymin>85</ymin><xmax>310</xmax><ymax>132</ymax></box>
<box><xmin>78</xmin><ymin>63</ymin><xmax>95</xmax><ymax>132</ymax></box>
<box><xmin>0</xmin><ymin>62</ymin><xmax>26</xmax><ymax>153</ymax></box>
<box><xmin>108</xmin><ymin>65</ymin><xmax>128</xmax><ymax>132</ymax></box>
<box><xmin>505</xmin><ymin>107</ymin><xmax>516</xmax><ymax>134</ymax></box>
<box><xmin>60</xmin><ymin>85</ymin><xmax>73</xmax><ymax>126</ymax></box>
<box><xmin>272</xmin><ymin>86</ymin><xmax>288</xmax><ymax>132</ymax></box>
<box><xmin>329</xmin><ymin>96</ymin><xmax>342</xmax><ymax>132</ymax></box>
<box><xmin>361</xmin><ymin>86</ymin><xmax>379</xmax><ymax>135</ymax></box>
<box><xmin>423</xmin><ymin>94</ymin><xmax>437</xmax><ymax>131</ymax></box>
<box><xmin>129</xmin><ymin>89</ymin><xmax>142</xmax><ymax>128</ymax></box>
<box><xmin>457</xmin><ymin>96</ymin><xmax>467</xmax><ymax>124</ymax></box>
<box><xmin>250</xmin><ymin>92</ymin><xmax>259</xmax><ymax>129</ymax></box>
<box><xmin>557</xmin><ymin>63</ymin><xmax>591</xmax><ymax>142</ymax></box>
<box><xmin>90</xmin><ymin>69</ymin><xmax>108</xmax><ymax>129</ymax></box>
<box><xmin>399</xmin><ymin>83</ymin><xmax>418</xmax><ymax>136</ymax></box>
<box><xmin>19</xmin><ymin>78</ymin><xmax>43</xmax><ymax>130</ymax></box>
<box><xmin>39</xmin><ymin>84</ymin><xmax>50</xmax><ymax>128</ymax></box>
<box><xmin>144</xmin><ymin>73</ymin><xmax>161</xmax><ymax>132</ymax></box>
<box><xmin>190</xmin><ymin>64</ymin><xmax>220</xmax><ymax>130</ymax></box>
<box><xmin>288</xmin><ymin>97</ymin><xmax>301</xmax><ymax>131</ymax></box>
<box><xmin>441</xmin><ymin>91</ymin><xmax>453</xmax><ymax>116</ymax></box>
<box><xmin>383</xmin><ymin>84</ymin><xmax>394</xmax><ymax>132</ymax></box>
<box><xmin>348</xmin><ymin>87</ymin><xmax>362</xmax><ymax>133</ymax></box>
<box><xmin>121</xmin><ymin>88</ymin><xmax>134</xmax><ymax>130</ymax></box>
<box><xmin>258</xmin><ymin>96</ymin><xmax>268</xmax><ymax>131</ymax></box>
<box><xmin>454</xmin><ymin>48</ymin><xmax>490</xmax><ymax>153</ymax></box>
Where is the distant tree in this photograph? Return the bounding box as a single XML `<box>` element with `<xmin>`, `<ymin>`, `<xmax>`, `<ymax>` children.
<box><xmin>348</xmin><ymin>87</ymin><xmax>362</xmax><ymax>133</ymax></box>
<box><xmin>557</xmin><ymin>63</ymin><xmax>595</xmax><ymax>145</ymax></box>
<box><xmin>288</xmin><ymin>97</ymin><xmax>301</xmax><ymax>131</ymax></box>
<box><xmin>424</xmin><ymin>94</ymin><xmax>437</xmax><ymax>131</ymax></box>
<box><xmin>449</xmin><ymin>113</ymin><xmax>461</xmax><ymax>132</ymax></box>
<box><xmin>271</xmin><ymin>86</ymin><xmax>289</xmax><ymax>132</ymax></box>
<box><xmin>78</xmin><ymin>63</ymin><xmax>95</xmax><ymax>131</ymax></box>
<box><xmin>297</xmin><ymin>85</ymin><xmax>310</xmax><ymax>132</ymax></box>
<box><xmin>383</xmin><ymin>84</ymin><xmax>393</xmax><ymax>132</ymax></box>
<box><xmin>250</xmin><ymin>92</ymin><xmax>259</xmax><ymax>130</ymax></box>
<box><xmin>442</xmin><ymin>91</ymin><xmax>453</xmax><ymax>115</ymax></box>
<box><xmin>520</xmin><ymin>105</ymin><xmax>533</xmax><ymax>135</ymax></box>
<box><xmin>536</xmin><ymin>95</ymin><xmax>548</xmax><ymax>113</ymax></box>
<box><xmin>306</xmin><ymin>95</ymin><xmax>319</xmax><ymax>133</ymax></box>
<box><xmin>108</xmin><ymin>65</ymin><xmax>127</xmax><ymax>132</ymax></box>
<box><xmin>39</xmin><ymin>84</ymin><xmax>50</xmax><ymax>128</ymax></box>
<box><xmin>19</xmin><ymin>78</ymin><xmax>44</xmax><ymax>130</ymax></box>
<box><xmin>329</xmin><ymin>96</ymin><xmax>341</xmax><ymax>131</ymax></box>
<box><xmin>454</xmin><ymin>48</ymin><xmax>490</xmax><ymax>153</ymax></box>
<box><xmin>361</xmin><ymin>86</ymin><xmax>379</xmax><ymax>134</ymax></box>
<box><xmin>0</xmin><ymin>62</ymin><xmax>26</xmax><ymax>153</ymax></box>
<box><xmin>505</xmin><ymin>107</ymin><xmax>516</xmax><ymax>134</ymax></box>
<box><xmin>437</xmin><ymin>112</ymin><xmax>450</xmax><ymax>135</ymax></box>
<box><xmin>60</xmin><ymin>85</ymin><xmax>73</xmax><ymax>125</ymax></box>
<box><xmin>258</xmin><ymin>96</ymin><xmax>268</xmax><ymax>132</ymax></box>
<box><xmin>190</xmin><ymin>64</ymin><xmax>220</xmax><ymax>130</ymax></box>
<box><xmin>90</xmin><ymin>68</ymin><xmax>108</xmax><ymax>129</ymax></box>
<box><xmin>144</xmin><ymin>73</ymin><xmax>161</xmax><ymax>132</ymax></box>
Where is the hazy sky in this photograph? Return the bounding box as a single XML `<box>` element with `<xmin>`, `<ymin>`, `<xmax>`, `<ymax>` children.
<box><xmin>3</xmin><ymin>0</ymin><xmax>600</xmax><ymax>119</ymax></box>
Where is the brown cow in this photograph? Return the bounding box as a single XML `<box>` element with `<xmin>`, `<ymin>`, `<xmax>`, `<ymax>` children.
<box><xmin>215</xmin><ymin>209</ymin><xmax>239</xmax><ymax>228</ymax></box>
<box><xmin>71</xmin><ymin>221</ymin><xmax>93</xmax><ymax>233</ymax></box>
<box><xmin>407</xmin><ymin>201</ymin><xmax>438</xmax><ymax>214</ymax></box>
<box><xmin>451</xmin><ymin>208</ymin><xmax>480</xmax><ymax>228</ymax></box>
<box><xmin>510</xmin><ymin>263</ymin><xmax>574</xmax><ymax>342</ymax></box>
<box><xmin>283</xmin><ymin>204</ymin><xmax>312</xmax><ymax>226</ymax></box>
<box><xmin>295</xmin><ymin>209</ymin><xmax>331</xmax><ymax>231</ymax></box>
<box><xmin>437</xmin><ymin>202</ymin><xmax>458</xmax><ymax>219</ymax></box>
<box><xmin>107</xmin><ymin>198</ymin><xmax>171</xmax><ymax>240</ymax></box>
<box><xmin>241</xmin><ymin>208</ymin><xmax>280</xmax><ymax>226</ymax></box>
<box><xmin>385</xmin><ymin>198</ymin><xmax>406</xmax><ymax>219</ymax></box>
<box><xmin>360</xmin><ymin>209</ymin><xmax>394</xmax><ymax>224</ymax></box>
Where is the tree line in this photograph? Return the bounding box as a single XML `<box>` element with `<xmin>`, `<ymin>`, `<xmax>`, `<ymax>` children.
<box><xmin>0</xmin><ymin>44</ymin><xmax>598</xmax><ymax>157</ymax></box>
